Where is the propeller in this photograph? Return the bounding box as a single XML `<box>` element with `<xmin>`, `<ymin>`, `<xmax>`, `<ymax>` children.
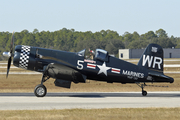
<box><xmin>3</xmin><ymin>32</ymin><xmax>14</xmax><ymax>78</ymax></box>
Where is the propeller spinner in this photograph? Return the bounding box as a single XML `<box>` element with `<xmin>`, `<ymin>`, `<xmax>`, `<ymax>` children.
<box><xmin>2</xmin><ymin>32</ymin><xmax>14</xmax><ymax>78</ymax></box>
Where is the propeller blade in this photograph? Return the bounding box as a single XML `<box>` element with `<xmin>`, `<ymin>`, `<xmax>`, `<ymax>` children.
<box><xmin>6</xmin><ymin>57</ymin><xmax>11</xmax><ymax>78</ymax></box>
<box><xmin>10</xmin><ymin>31</ymin><xmax>14</xmax><ymax>54</ymax></box>
<box><xmin>6</xmin><ymin>31</ymin><xmax>14</xmax><ymax>78</ymax></box>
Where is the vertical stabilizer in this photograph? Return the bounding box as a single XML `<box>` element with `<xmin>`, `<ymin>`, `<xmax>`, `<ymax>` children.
<box><xmin>138</xmin><ymin>44</ymin><xmax>163</xmax><ymax>73</ymax></box>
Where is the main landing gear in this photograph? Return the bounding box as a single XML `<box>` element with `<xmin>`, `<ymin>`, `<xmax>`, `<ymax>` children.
<box><xmin>136</xmin><ymin>83</ymin><xmax>147</xmax><ymax>96</ymax></box>
<box><xmin>34</xmin><ymin>84</ymin><xmax>47</xmax><ymax>97</ymax></box>
<box><xmin>34</xmin><ymin>73</ymin><xmax>50</xmax><ymax>97</ymax></box>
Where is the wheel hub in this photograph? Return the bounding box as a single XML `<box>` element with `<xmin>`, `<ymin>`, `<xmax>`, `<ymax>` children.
<box><xmin>36</xmin><ymin>87</ymin><xmax>44</xmax><ymax>96</ymax></box>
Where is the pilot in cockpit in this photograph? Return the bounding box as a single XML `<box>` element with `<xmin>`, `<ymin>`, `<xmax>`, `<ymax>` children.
<box><xmin>89</xmin><ymin>49</ymin><xmax>95</xmax><ymax>60</ymax></box>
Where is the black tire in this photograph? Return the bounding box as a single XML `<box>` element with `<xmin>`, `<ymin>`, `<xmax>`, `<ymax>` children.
<box><xmin>142</xmin><ymin>91</ymin><xmax>147</xmax><ymax>96</ymax></box>
<box><xmin>34</xmin><ymin>84</ymin><xmax>47</xmax><ymax>97</ymax></box>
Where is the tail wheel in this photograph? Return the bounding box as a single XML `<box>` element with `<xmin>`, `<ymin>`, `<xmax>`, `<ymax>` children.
<box><xmin>142</xmin><ymin>90</ymin><xmax>147</xmax><ymax>96</ymax></box>
<box><xmin>34</xmin><ymin>84</ymin><xmax>47</xmax><ymax>97</ymax></box>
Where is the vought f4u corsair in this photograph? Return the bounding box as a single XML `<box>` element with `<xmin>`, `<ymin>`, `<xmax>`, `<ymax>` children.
<box><xmin>3</xmin><ymin>32</ymin><xmax>174</xmax><ymax>97</ymax></box>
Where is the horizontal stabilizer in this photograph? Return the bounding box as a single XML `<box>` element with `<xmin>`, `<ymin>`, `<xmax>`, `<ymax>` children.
<box><xmin>148</xmin><ymin>72</ymin><xmax>174</xmax><ymax>83</ymax></box>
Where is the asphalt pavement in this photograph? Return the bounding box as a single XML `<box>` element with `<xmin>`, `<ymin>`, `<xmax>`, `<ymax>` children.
<box><xmin>0</xmin><ymin>92</ymin><xmax>180</xmax><ymax>110</ymax></box>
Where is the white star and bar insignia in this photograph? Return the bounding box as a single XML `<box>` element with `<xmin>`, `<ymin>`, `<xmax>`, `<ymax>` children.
<box><xmin>86</xmin><ymin>61</ymin><xmax>121</xmax><ymax>76</ymax></box>
<box><xmin>97</xmin><ymin>62</ymin><xmax>111</xmax><ymax>76</ymax></box>
<box><xmin>87</xmin><ymin>63</ymin><xmax>96</xmax><ymax>69</ymax></box>
<box><xmin>111</xmin><ymin>68</ymin><xmax>120</xmax><ymax>74</ymax></box>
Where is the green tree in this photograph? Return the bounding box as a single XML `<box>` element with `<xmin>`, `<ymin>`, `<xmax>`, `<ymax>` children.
<box><xmin>155</xmin><ymin>29</ymin><xmax>168</xmax><ymax>38</ymax></box>
<box><xmin>142</xmin><ymin>31</ymin><xmax>157</xmax><ymax>40</ymax></box>
<box><xmin>105</xmin><ymin>39</ymin><xmax>125</xmax><ymax>55</ymax></box>
<box><xmin>33</xmin><ymin>29</ymin><xmax>39</xmax><ymax>34</ymax></box>
<box><xmin>152</xmin><ymin>37</ymin><xmax>174</xmax><ymax>48</ymax></box>
<box><xmin>0</xmin><ymin>28</ymin><xmax>179</xmax><ymax>60</ymax></box>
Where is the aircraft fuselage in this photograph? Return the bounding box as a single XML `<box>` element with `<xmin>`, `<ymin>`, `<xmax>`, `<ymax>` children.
<box><xmin>13</xmin><ymin>45</ymin><xmax>173</xmax><ymax>84</ymax></box>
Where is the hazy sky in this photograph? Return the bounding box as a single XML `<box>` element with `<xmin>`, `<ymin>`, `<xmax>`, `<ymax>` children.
<box><xmin>0</xmin><ymin>0</ymin><xmax>179</xmax><ymax>37</ymax></box>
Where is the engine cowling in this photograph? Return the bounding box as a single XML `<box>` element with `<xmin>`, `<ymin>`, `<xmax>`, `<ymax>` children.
<box><xmin>13</xmin><ymin>45</ymin><xmax>37</xmax><ymax>71</ymax></box>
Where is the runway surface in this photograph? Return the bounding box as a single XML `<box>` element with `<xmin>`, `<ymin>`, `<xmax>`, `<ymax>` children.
<box><xmin>0</xmin><ymin>92</ymin><xmax>180</xmax><ymax>110</ymax></box>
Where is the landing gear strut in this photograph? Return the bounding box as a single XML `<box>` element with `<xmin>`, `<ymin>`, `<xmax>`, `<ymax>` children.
<box><xmin>34</xmin><ymin>72</ymin><xmax>50</xmax><ymax>97</ymax></box>
<box><xmin>136</xmin><ymin>83</ymin><xmax>147</xmax><ymax>96</ymax></box>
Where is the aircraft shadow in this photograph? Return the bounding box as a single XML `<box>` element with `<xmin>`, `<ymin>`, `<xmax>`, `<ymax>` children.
<box><xmin>0</xmin><ymin>92</ymin><xmax>180</xmax><ymax>98</ymax></box>
<box><xmin>46</xmin><ymin>92</ymin><xmax>180</xmax><ymax>98</ymax></box>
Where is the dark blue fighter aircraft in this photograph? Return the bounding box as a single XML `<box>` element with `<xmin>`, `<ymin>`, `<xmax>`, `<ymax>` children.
<box><xmin>3</xmin><ymin>32</ymin><xmax>174</xmax><ymax>97</ymax></box>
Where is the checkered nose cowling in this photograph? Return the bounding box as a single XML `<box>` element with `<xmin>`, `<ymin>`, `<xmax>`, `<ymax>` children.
<box><xmin>19</xmin><ymin>45</ymin><xmax>31</xmax><ymax>69</ymax></box>
<box><xmin>13</xmin><ymin>45</ymin><xmax>37</xmax><ymax>71</ymax></box>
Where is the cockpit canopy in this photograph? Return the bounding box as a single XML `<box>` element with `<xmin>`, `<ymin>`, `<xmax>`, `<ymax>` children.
<box><xmin>94</xmin><ymin>49</ymin><xmax>108</xmax><ymax>62</ymax></box>
<box><xmin>77</xmin><ymin>49</ymin><xmax>85</xmax><ymax>57</ymax></box>
<box><xmin>77</xmin><ymin>49</ymin><xmax>109</xmax><ymax>62</ymax></box>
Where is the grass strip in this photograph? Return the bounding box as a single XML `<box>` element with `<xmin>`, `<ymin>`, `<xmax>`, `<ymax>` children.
<box><xmin>0</xmin><ymin>108</ymin><xmax>180</xmax><ymax>120</ymax></box>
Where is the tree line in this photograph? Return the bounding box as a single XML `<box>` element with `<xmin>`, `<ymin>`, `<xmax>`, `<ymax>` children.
<box><xmin>0</xmin><ymin>28</ymin><xmax>179</xmax><ymax>60</ymax></box>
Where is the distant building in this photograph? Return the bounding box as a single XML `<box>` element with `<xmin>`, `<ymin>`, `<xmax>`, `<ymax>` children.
<box><xmin>119</xmin><ymin>48</ymin><xmax>180</xmax><ymax>59</ymax></box>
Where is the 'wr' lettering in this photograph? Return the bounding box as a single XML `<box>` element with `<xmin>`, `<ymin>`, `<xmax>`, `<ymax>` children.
<box><xmin>142</xmin><ymin>55</ymin><xmax>162</xmax><ymax>69</ymax></box>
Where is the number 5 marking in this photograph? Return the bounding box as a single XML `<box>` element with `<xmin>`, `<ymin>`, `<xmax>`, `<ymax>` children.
<box><xmin>77</xmin><ymin>60</ymin><xmax>84</xmax><ymax>70</ymax></box>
